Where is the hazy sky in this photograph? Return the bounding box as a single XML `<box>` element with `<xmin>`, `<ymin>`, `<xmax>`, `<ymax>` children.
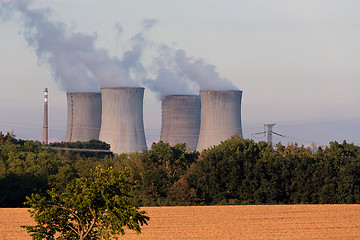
<box><xmin>0</xmin><ymin>0</ymin><xmax>359</xmax><ymax>146</ymax></box>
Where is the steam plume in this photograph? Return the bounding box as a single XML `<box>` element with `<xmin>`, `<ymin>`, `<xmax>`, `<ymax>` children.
<box><xmin>0</xmin><ymin>0</ymin><xmax>149</xmax><ymax>92</ymax></box>
<box><xmin>1</xmin><ymin>0</ymin><xmax>237</xmax><ymax>97</ymax></box>
<box><xmin>144</xmin><ymin>44</ymin><xmax>238</xmax><ymax>99</ymax></box>
<box><xmin>175</xmin><ymin>49</ymin><xmax>237</xmax><ymax>91</ymax></box>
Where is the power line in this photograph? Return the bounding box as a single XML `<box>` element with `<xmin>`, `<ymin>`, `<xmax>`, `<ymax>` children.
<box><xmin>254</xmin><ymin>123</ymin><xmax>285</xmax><ymax>146</ymax></box>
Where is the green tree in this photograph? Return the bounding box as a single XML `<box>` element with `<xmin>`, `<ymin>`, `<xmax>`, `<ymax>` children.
<box><xmin>23</xmin><ymin>167</ymin><xmax>149</xmax><ymax>240</ymax></box>
<box><xmin>126</xmin><ymin>141</ymin><xmax>197</xmax><ymax>206</ymax></box>
<box><xmin>187</xmin><ymin>136</ymin><xmax>262</xmax><ymax>204</ymax></box>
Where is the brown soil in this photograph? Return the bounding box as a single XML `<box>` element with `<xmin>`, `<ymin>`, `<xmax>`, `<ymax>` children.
<box><xmin>1</xmin><ymin>205</ymin><xmax>360</xmax><ymax>239</ymax></box>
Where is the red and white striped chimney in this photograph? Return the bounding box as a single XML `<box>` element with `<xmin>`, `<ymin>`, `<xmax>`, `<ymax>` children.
<box><xmin>43</xmin><ymin>88</ymin><xmax>48</xmax><ymax>144</ymax></box>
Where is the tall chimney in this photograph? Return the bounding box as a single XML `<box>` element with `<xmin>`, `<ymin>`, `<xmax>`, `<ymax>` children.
<box><xmin>43</xmin><ymin>88</ymin><xmax>48</xmax><ymax>145</ymax></box>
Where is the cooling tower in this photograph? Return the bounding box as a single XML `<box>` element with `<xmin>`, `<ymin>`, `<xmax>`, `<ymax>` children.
<box><xmin>196</xmin><ymin>90</ymin><xmax>243</xmax><ymax>151</ymax></box>
<box><xmin>65</xmin><ymin>92</ymin><xmax>102</xmax><ymax>142</ymax></box>
<box><xmin>160</xmin><ymin>95</ymin><xmax>201</xmax><ymax>151</ymax></box>
<box><xmin>99</xmin><ymin>87</ymin><xmax>147</xmax><ymax>154</ymax></box>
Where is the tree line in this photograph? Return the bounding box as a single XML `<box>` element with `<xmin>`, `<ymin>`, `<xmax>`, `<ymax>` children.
<box><xmin>1</xmin><ymin>131</ymin><xmax>360</xmax><ymax>207</ymax></box>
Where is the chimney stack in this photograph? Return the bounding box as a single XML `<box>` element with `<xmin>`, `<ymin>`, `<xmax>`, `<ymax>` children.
<box><xmin>43</xmin><ymin>88</ymin><xmax>48</xmax><ymax>145</ymax></box>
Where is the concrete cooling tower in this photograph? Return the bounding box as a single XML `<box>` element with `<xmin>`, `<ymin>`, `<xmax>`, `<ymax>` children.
<box><xmin>160</xmin><ymin>95</ymin><xmax>201</xmax><ymax>151</ymax></box>
<box><xmin>99</xmin><ymin>87</ymin><xmax>147</xmax><ymax>154</ymax></box>
<box><xmin>65</xmin><ymin>92</ymin><xmax>102</xmax><ymax>142</ymax></box>
<box><xmin>196</xmin><ymin>90</ymin><xmax>243</xmax><ymax>152</ymax></box>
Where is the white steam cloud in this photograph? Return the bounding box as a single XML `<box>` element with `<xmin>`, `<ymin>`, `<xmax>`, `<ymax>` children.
<box><xmin>144</xmin><ymin>44</ymin><xmax>238</xmax><ymax>99</ymax></box>
<box><xmin>1</xmin><ymin>0</ymin><xmax>238</xmax><ymax>97</ymax></box>
<box><xmin>0</xmin><ymin>0</ymin><xmax>149</xmax><ymax>92</ymax></box>
<box><xmin>144</xmin><ymin>44</ymin><xmax>197</xmax><ymax>98</ymax></box>
<box><xmin>175</xmin><ymin>49</ymin><xmax>237</xmax><ymax>91</ymax></box>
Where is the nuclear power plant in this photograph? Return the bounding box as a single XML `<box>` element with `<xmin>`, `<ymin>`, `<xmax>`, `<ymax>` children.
<box><xmin>62</xmin><ymin>88</ymin><xmax>243</xmax><ymax>154</ymax></box>
<box><xmin>160</xmin><ymin>95</ymin><xmax>201</xmax><ymax>151</ymax></box>
<box><xmin>65</xmin><ymin>92</ymin><xmax>102</xmax><ymax>142</ymax></box>
<box><xmin>196</xmin><ymin>90</ymin><xmax>243</xmax><ymax>152</ymax></box>
<box><xmin>99</xmin><ymin>87</ymin><xmax>147</xmax><ymax>154</ymax></box>
<box><xmin>6</xmin><ymin>0</ymin><xmax>245</xmax><ymax>153</ymax></box>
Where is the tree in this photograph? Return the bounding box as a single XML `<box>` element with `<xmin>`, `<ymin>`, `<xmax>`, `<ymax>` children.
<box><xmin>126</xmin><ymin>141</ymin><xmax>198</xmax><ymax>206</ymax></box>
<box><xmin>23</xmin><ymin>167</ymin><xmax>149</xmax><ymax>240</ymax></box>
<box><xmin>187</xmin><ymin>136</ymin><xmax>262</xmax><ymax>204</ymax></box>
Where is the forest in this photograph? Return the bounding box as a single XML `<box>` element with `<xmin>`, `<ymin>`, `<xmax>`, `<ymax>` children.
<box><xmin>1</xmin><ymin>131</ymin><xmax>360</xmax><ymax>207</ymax></box>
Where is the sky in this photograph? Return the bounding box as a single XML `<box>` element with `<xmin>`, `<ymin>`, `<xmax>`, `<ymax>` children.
<box><xmin>0</xmin><ymin>0</ymin><xmax>359</xmax><ymax>147</ymax></box>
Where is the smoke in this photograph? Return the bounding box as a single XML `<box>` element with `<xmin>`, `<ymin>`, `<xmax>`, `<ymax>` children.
<box><xmin>114</xmin><ymin>22</ymin><xmax>123</xmax><ymax>34</ymax></box>
<box><xmin>144</xmin><ymin>44</ymin><xmax>197</xmax><ymax>99</ymax></box>
<box><xmin>175</xmin><ymin>49</ymin><xmax>238</xmax><ymax>91</ymax></box>
<box><xmin>1</xmin><ymin>0</ymin><xmax>99</xmax><ymax>92</ymax></box>
<box><xmin>1</xmin><ymin>0</ymin><xmax>237</xmax><ymax>96</ymax></box>
<box><xmin>0</xmin><ymin>0</ymin><xmax>150</xmax><ymax>92</ymax></box>
<box><xmin>144</xmin><ymin>44</ymin><xmax>238</xmax><ymax>99</ymax></box>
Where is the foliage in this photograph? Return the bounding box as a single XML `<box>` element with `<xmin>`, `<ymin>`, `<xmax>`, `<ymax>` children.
<box><xmin>47</xmin><ymin>140</ymin><xmax>112</xmax><ymax>158</ymax></box>
<box><xmin>23</xmin><ymin>167</ymin><xmax>149</xmax><ymax>240</ymax></box>
<box><xmin>48</xmin><ymin>140</ymin><xmax>110</xmax><ymax>150</ymax></box>
<box><xmin>0</xmin><ymin>133</ymin><xmax>114</xmax><ymax>207</ymax></box>
<box><xmin>119</xmin><ymin>141</ymin><xmax>198</xmax><ymax>206</ymax></box>
<box><xmin>1</xmin><ymin>131</ymin><xmax>360</xmax><ymax>207</ymax></box>
<box><xmin>187</xmin><ymin>136</ymin><xmax>360</xmax><ymax>205</ymax></box>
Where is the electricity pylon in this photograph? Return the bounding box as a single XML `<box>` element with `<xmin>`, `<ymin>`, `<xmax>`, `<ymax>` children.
<box><xmin>255</xmin><ymin>123</ymin><xmax>284</xmax><ymax>146</ymax></box>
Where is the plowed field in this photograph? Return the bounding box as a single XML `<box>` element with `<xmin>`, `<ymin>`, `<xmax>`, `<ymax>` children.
<box><xmin>1</xmin><ymin>205</ymin><xmax>360</xmax><ymax>239</ymax></box>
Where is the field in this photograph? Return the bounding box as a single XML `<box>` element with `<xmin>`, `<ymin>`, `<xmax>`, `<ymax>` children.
<box><xmin>1</xmin><ymin>205</ymin><xmax>360</xmax><ymax>239</ymax></box>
